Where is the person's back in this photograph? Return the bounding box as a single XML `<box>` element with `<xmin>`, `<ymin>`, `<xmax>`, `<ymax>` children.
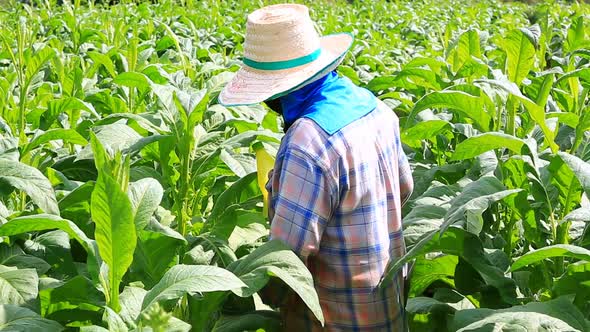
<box><xmin>267</xmin><ymin>100</ymin><xmax>413</xmax><ymax>331</ymax></box>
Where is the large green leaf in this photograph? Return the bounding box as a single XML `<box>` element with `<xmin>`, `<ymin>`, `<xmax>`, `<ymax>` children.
<box><xmin>406</xmin><ymin>297</ymin><xmax>457</xmax><ymax>315</ymax></box>
<box><xmin>22</xmin><ymin>129</ymin><xmax>88</xmax><ymax>156</ymax></box>
<box><xmin>0</xmin><ymin>159</ymin><xmax>59</xmax><ymax>215</ymax></box>
<box><xmin>103</xmin><ymin>307</ymin><xmax>127</xmax><ymax>332</ymax></box>
<box><xmin>381</xmin><ymin>228</ymin><xmax>517</xmax><ymax>304</ymax></box>
<box><xmin>23</xmin><ymin>230</ymin><xmax>77</xmax><ymax>280</ymax></box>
<box><xmin>503</xmin><ymin>26</ymin><xmax>539</xmax><ymax>85</ymax></box>
<box><xmin>511</xmin><ymin>244</ymin><xmax>590</xmax><ymax>271</ymax></box>
<box><xmin>451</xmin><ymin>132</ymin><xmax>526</xmax><ymax>161</ymax></box>
<box><xmin>0</xmin><ymin>265</ymin><xmax>38</xmax><ymax>307</ymax></box>
<box><xmin>113</xmin><ymin>72</ymin><xmax>150</xmax><ymax>91</ymax></box>
<box><xmin>208</xmin><ymin>172</ymin><xmax>259</xmax><ymax>238</ymax></box>
<box><xmin>211</xmin><ymin>311</ymin><xmax>282</xmax><ymax>332</ymax></box>
<box><xmin>401</xmin><ymin>119</ymin><xmax>452</xmax><ymax>146</ymax></box>
<box><xmin>91</xmin><ymin>173</ymin><xmax>136</xmax><ymax>311</ymax></box>
<box><xmin>141</xmin><ymin>264</ymin><xmax>245</xmax><ymax>311</ymax></box>
<box><xmin>0</xmin><ymin>214</ymin><xmax>93</xmax><ymax>255</ymax></box>
<box><xmin>558</xmin><ymin>152</ymin><xmax>590</xmax><ymax>198</ymax></box>
<box><xmin>227</xmin><ymin>240</ymin><xmax>324</xmax><ymax>325</ymax></box>
<box><xmin>0</xmin><ymin>304</ymin><xmax>63</xmax><ymax>332</ymax></box>
<box><xmin>127</xmin><ymin>178</ymin><xmax>163</xmax><ymax>231</ymax></box>
<box><xmin>402</xmin><ymin>204</ymin><xmax>447</xmax><ymax>246</ymax></box>
<box><xmin>39</xmin><ymin>275</ymin><xmax>104</xmax><ymax>318</ymax></box>
<box><xmin>118</xmin><ymin>286</ymin><xmax>147</xmax><ymax>329</ymax></box>
<box><xmin>475</xmin><ymin>78</ymin><xmax>558</xmax><ymax>152</ymax></box>
<box><xmin>452</xmin><ymin>296</ymin><xmax>589</xmax><ymax>332</ymax></box>
<box><xmin>128</xmin><ymin>227</ymin><xmax>185</xmax><ymax>289</ymax></box>
<box><xmin>552</xmin><ymin>261</ymin><xmax>590</xmax><ymax>314</ymax></box>
<box><xmin>25</xmin><ymin>47</ymin><xmax>55</xmax><ymax>82</ymax></box>
<box><xmin>78</xmin><ymin>123</ymin><xmax>142</xmax><ymax>161</ymax></box>
<box><xmin>409</xmin><ymin>90</ymin><xmax>491</xmax><ymax>132</ymax></box>
<box><xmin>446</xmin><ymin>29</ymin><xmax>482</xmax><ymax>73</ymax></box>
<box><xmin>442</xmin><ymin>177</ymin><xmax>521</xmax><ymax>234</ymax></box>
<box><xmin>0</xmin><ymin>244</ymin><xmax>50</xmax><ymax>275</ymax></box>
<box><xmin>565</xmin><ymin>16</ymin><xmax>590</xmax><ymax>53</ymax></box>
<box><xmin>409</xmin><ymin>255</ymin><xmax>458</xmax><ymax>296</ymax></box>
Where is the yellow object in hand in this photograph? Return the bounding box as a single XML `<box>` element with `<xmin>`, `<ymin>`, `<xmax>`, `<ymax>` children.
<box><xmin>253</xmin><ymin>142</ymin><xmax>275</xmax><ymax>219</ymax></box>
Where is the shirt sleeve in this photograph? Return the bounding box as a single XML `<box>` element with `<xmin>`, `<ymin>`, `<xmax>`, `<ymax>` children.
<box><xmin>267</xmin><ymin>147</ymin><xmax>333</xmax><ymax>260</ymax></box>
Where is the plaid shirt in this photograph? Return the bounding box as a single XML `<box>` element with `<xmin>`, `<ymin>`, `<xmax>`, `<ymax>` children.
<box><xmin>266</xmin><ymin>100</ymin><xmax>413</xmax><ymax>331</ymax></box>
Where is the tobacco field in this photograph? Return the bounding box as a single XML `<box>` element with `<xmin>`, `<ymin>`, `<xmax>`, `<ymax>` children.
<box><xmin>0</xmin><ymin>0</ymin><xmax>589</xmax><ymax>330</ymax></box>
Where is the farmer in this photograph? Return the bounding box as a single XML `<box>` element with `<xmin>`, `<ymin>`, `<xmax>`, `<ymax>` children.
<box><xmin>219</xmin><ymin>4</ymin><xmax>413</xmax><ymax>331</ymax></box>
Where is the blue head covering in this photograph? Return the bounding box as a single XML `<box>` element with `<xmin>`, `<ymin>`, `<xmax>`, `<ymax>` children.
<box><xmin>279</xmin><ymin>71</ymin><xmax>377</xmax><ymax>134</ymax></box>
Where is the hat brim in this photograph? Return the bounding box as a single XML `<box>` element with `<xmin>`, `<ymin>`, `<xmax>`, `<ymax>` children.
<box><xmin>218</xmin><ymin>32</ymin><xmax>353</xmax><ymax>107</ymax></box>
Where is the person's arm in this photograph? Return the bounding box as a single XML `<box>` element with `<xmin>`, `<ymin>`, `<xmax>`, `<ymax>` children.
<box><xmin>259</xmin><ymin>146</ymin><xmax>333</xmax><ymax>307</ymax></box>
<box><xmin>268</xmin><ymin>146</ymin><xmax>333</xmax><ymax>260</ymax></box>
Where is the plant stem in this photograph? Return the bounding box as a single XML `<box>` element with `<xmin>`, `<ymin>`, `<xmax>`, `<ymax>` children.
<box><xmin>506</xmin><ymin>95</ymin><xmax>517</xmax><ymax>136</ymax></box>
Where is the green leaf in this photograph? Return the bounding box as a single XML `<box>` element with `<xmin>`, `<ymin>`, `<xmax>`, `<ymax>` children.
<box><xmin>25</xmin><ymin>47</ymin><xmax>55</xmax><ymax>81</ymax></box>
<box><xmin>0</xmin><ymin>304</ymin><xmax>63</xmax><ymax>332</ymax></box>
<box><xmin>558</xmin><ymin>152</ymin><xmax>590</xmax><ymax>198</ymax></box>
<box><xmin>211</xmin><ymin>311</ymin><xmax>282</xmax><ymax>332</ymax></box>
<box><xmin>206</xmin><ymin>72</ymin><xmax>234</xmax><ymax>101</ymax></box>
<box><xmin>79</xmin><ymin>326</ymin><xmax>109</xmax><ymax>332</ymax></box>
<box><xmin>0</xmin><ymin>265</ymin><xmax>38</xmax><ymax>307</ymax></box>
<box><xmin>409</xmin><ymin>90</ymin><xmax>491</xmax><ymax>132</ymax></box>
<box><xmin>227</xmin><ymin>240</ymin><xmax>324</xmax><ymax>325</ymax></box>
<box><xmin>451</xmin><ymin>132</ymin><xmax>527</xmax><ymax>161</ymax></box>
<box><xmin>141</xmin><ymin>264</ymin><xmax>245</xmax><ymax>311</ymax></box>
<box><xmin>381</xmin><ymin>228</ymin><xmax>517</xmax><ymax>304</ymax></box>
<box><xmin>409</xmin><ymin>255</ymin><xmax>458</xmax><ymax>296</ymax></box>
<box><xmin>406</xmin><ymin>297</ymin><xmax>456</xmax><ymax>315</ymax></box>
<box><xmin>79</xmin><ymin>124</ymin><xmax>142</xmax><ymax>161</ymax></box>
<box><xmin>119</xmin><ymin>286</ymin><xmax>147</xmax><ymax>329</ymax></box>
<box><xmin>511</xmin><ymin>244</ymin><xmax>590</xmax><ymax>271</ymax></box>
<box><xmin>556</xmin><ymin>68</ymin><xmax>590</xmax><ymax>87</ymax></box>
<box><xmin>103</xmin><ymin>307</ymin><xmax>128</xmax><ymax>332</ymax></box>
<box><xmin>446</xmin><ymin>29</ymin><xmax>482</xmax><ymax>73</ymax></box>
<box><xmin>401</xmin><ymin>120</ymin><xmax>452</xmax><ymax>146</ymax></box>
<box><xmin>87</xmin><ymin>51</ymin><xmax>117</xmax><ymax>78</ymax></box>
<box><xmin>452</xmin><ymin>296</ymin><xmax>589</xmax><ymax>332</ymax></box>
<box><xmin>24</xmin><ymin>230</ymin><xmax>77</xmax><ymax>280</ymax></box>
<box><xmin>187</xmin><ymin>292</ymin><xmax>227</xmax><ymax>331</ymax></box>
<box><xmin>0</xmin><ymin>159</ymin><xmax>59</xmax><ymax>215</ymax></box>
<box><xmin>475</xmin><ymin>78</ymin><xmax>558</xmax><ymax>152</ymax></box>
<box><xmin>128</xmin><ymin>228</ymin><xmax>185</xmax><ymax>289</ymax></box>
<box><xmin>503</xmin><ymin>27</ymin><xmax>538</xmax><ymax>85</ymax></box>
<box><xmin>40</xmin><ymin>275</ymin><xmax>104</xmax><ymax>317</ymax></box>
<box><xmin>553</xmin><ymin>261</ymin><xmax>590</xmax><ymax>302</ymax></box>
<box><xmin>127</xmin><ymin>178</ymin><xmax>163</xmax><ymax>231</ymax></box>
<box><xmin>442</xmin><ymin>177</ymin><xmax>521</xmax><ymax>234</ymax></box>
<box><xmin>113</xmin><ymin>72</ymin><xmax>150</xmax><ymax>91</ymax></box>
<box><xmin>189</xmin><ymin>234</ymin><xmax>237</xmax><ymax>268</ymax></box>
<box><xmin>403</xmin><ymin>204</ymin><xmax>447</xmax><ymax>246</ymax></box>
<box><xmin>91</xmin><ymin>173</ymin><xmax>136</xmax><ymax>312</ymax></box>
<box><xmin>565</xmin><ymin>16</ymin><xmax>590</xmax><ymax>53</ymax></box>
<box><xmin>209</xmin><ymin>172</ymin><xmax>259</xmax><ymax>237</ymax></box>
<box><xmin>44</xmin><ymin>97</ymin><xmax>99</xmax><ymax>129</ymax></box>
<box><xmin>0</xmin><ymin>244</ymin><xmax>50</xmax><ymax>275</ymax></box>
<box><xmin>22</xmin><ymin>129</ymin><xmax>88</xmax><ymax>155</ymax></box>
<box><xmin>219</xmin><ymin>149</ymin><xmax>256</xmax><ymax>178</ymax></box>
<box><xmin>0</xmin><ymin>214</ymin><xmax>94</xmax><ymax>255</ymax></box>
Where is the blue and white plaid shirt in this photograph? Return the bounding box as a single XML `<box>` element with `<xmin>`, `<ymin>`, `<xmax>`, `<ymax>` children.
<box><xmin>266</xmin><ymin>100</ymin><xmax>413</xmax><ymax>331</ymax></box>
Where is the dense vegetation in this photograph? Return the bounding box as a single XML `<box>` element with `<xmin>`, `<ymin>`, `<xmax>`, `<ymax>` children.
<box><xmin>0</xmin><ymin>0</ymin><xmax>589</xmax><ymax>331</ymax></box>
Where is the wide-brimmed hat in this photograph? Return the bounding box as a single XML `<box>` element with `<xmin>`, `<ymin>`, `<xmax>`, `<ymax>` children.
<box><xmin>218</xmin><ymin>4</ymin><xmax>353</xmax><ymax>107</ymax></box>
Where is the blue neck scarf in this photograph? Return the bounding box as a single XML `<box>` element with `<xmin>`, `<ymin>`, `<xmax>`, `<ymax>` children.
<box><xmin>280</xmin><ymin>71</ymin><xmax>377</xmax><ymax>135</ymax></box>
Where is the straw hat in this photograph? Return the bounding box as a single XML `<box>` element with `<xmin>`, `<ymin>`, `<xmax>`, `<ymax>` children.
<box><xmin>218</xmin><ymin>4</ymin><xmax>353</xmax><ymax>106</ymax></box>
